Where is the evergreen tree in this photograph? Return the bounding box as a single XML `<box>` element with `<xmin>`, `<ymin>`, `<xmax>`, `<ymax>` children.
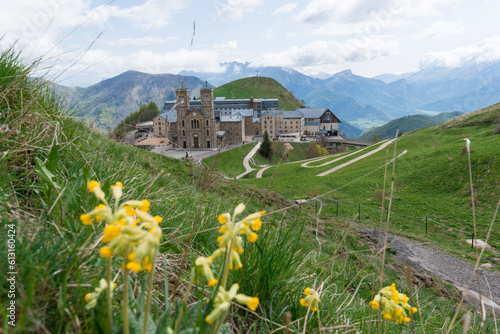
<box><xmin>259</xmin><ymin>131</ymin><xmax>272</xmax><ymax>159</ymax></box>
<box><xmin>373</xmin><ymin>134</ymin><xmax>380</xmax><ymax>142</ymax></box>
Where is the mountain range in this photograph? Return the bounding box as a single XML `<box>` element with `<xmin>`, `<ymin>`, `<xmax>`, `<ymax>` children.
<box><xmin>55</xmin><ymin>60</ymin><xmax>500</xmax><ymax>136</ymax></box>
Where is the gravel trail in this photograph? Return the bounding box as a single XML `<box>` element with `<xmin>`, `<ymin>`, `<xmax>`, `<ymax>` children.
<box><xmin>359</xmin><ymin>227</ymin><xmax>500</xmax><ymax>306</ymax></box>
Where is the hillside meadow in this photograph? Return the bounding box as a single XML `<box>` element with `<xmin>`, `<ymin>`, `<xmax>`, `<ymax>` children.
<box><xmin>0</xmin><ymin>47</ymin><xmax>498</xmax><ymax>333</ymax></box>
<box><xmin>239</xmin><ymin>105</ymin><xmax>500</xmax><ymax>263</ymax></box>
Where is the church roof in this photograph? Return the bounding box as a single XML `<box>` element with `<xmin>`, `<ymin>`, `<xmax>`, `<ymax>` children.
<box><xmin>156</xmin><ymin>111</ymin><xmax>177</xmax><ymax>123</ymax></box>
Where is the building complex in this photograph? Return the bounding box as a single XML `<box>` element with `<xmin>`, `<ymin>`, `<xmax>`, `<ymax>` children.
<box><xmin>153</xmin><ymin>86</ymin><xmax>341</xmax><ymax>149</ymax></box>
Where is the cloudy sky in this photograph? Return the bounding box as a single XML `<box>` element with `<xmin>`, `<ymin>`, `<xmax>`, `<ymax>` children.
<box><xmin>2</xmin><ymin>0</ymin><xmax>500</xmax><ymax>87</ymax></box>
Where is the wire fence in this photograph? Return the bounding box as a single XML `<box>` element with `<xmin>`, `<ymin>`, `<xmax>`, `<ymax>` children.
<box><xmin>301</xmin><ymin>197</ymin><xmax>497</xmax><ymax>250</ymax></box>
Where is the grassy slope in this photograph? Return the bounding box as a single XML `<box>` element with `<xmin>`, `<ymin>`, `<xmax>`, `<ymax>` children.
<box><xmin>1</xmin><ymin>48</ymin><xmax>495</xmax><ymax>333</ymax></box>
<box><xmin>202</xmin><ymin>143</ymin><xmax>257</xmax><ymax>178</ymax></box>
<box><xmin>358</xmin><ymin>111</ymin><xmax>464</xmax><ymax>141</ymax></box>
<box><xmin>242</xmin><ymin>106</ymin><xmax>500</xmax><ymax>260</ymax></box>
<box><xmin>213</xmin><ymin>77</ymin><xmax>305</xmax><ymax>111</ymax></box>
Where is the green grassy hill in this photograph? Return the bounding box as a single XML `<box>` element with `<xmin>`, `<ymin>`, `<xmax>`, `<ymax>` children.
<box><xmin>2</xmin><ymin>47</ymin><xmax>496</xmax><ymax>333</ymax></box>
<box><xmin>214</xmin><ymin>77</ymin><xmax>305</xmax><ymax>111</ymax></box>
<box><xmin>358</xmin><ymin>111</ymin><xmax>464</xmax><ymax>141</ymax></box>
<box><xmin>241</xmin><ymin>104</ymin><xmax>500</xmax><ymax>259</ymax></box>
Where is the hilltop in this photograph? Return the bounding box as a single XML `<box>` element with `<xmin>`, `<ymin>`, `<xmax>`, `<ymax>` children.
<box><xmin>213</xmin><ymin>76</ymin><xmax>305</xmax><ymax>111</ymax></box>
<box><xmin>358</xmin><ymin>111</ymin><xmax>464</xmax><ymax>141</ymax></box>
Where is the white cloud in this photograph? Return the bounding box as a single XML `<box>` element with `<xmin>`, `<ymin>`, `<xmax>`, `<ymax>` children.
<box><xmin>101</xmin><ymin>36</ymin><xmax>178</xmax><ymax>47</ymax></box>
<box><xmin>113</xmin><ymin>0</ymin><xmax>192</xmax><ymax>30</ymax></box>
<box><xmin>274</xmin><ymin>3</ymin><xmax>297</xmax><ymax>15</ymax></box>
<box><xmin>213</xmin><ymin>41</ymin><xmax>238</xmax><ymax>52</ymax></box>
<box><xmin>295</xmin><ymin>0</ymin><xmax>462</xmax><ymax>35</ymax></box>
<box><xmin>213</xmin><ymin>0</ymin><xmax>263</xmax><ymax>21</ymax></box>
<box><xmin>251</xmin><ymin>36</ymin><xmax>399</xmax><ymax>69</ymax></box>
<box><xmin>411</xmin><ymin>20</ymin><xmax>464</xmax><ymax>39</ymax></box>
<box><xmin>419</xmin><ymin>36</ymin><xmax>500</xmax><ymax>68</ymax></box>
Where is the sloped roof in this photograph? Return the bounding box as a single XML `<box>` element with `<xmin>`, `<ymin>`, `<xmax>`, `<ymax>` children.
<box><xmin>295</xmin><ymin>108</ymin><xmax>328</xmax><ymax>118</ymax></box>
<box><xmin>156</xmin><ymin>111</ymin><xmax>177</xmax><ymax>123</ymax></box>
<box><xmin>283</xmin><ymin>110</ymin><xmax>304</xmax><ymax>119</ymax></box>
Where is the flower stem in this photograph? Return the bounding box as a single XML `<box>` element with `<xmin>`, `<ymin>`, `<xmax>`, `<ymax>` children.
<box><xmin>123</xmin><ymin>264</ymin><xmax>129</xmax><ymax>334</ymax></box>
<box><xmin>107</xmin><ymin>258</ymin><xmax>112</xmax><ymax>334</ymax></box>
<box><xmin>142</xmin><ymin>255</ymin><xmax>156</xmax><ymax>334</ymax></box>
<box><xmin>221</xmin><ymin>239</ymin><xmax>234</xmax><ymax>288</ymax></box>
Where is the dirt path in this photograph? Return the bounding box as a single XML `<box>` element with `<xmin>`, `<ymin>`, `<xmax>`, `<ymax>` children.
<box><xmin>317</xmin><ymin>139</ymin><xmax>395</xmax><ymax>176</ymax></box>
<box><xmin>235</xmin><ymin>142</ymin><xmax>261</xmax><ymax>179</ymax></box>
<box><xmin>359</xmin><ymin>227</ymin><xmax>500</xmax><ymax>308</ymax></box>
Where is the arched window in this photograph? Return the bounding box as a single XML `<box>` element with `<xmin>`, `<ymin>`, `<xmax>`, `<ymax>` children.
<box><xmin>206</xmin><ymin>129</ymin><xmax>209</xmax><ymax>136</ymax></box>
<box><xmin>182</xmin><ymin>129</ymin><xmax>185</xmax><ymax>136</ymax></box>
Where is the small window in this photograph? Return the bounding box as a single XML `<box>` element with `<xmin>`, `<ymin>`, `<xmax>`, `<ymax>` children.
<box><xmin>206</xmin><ymin>120</ymin><xmax>209</xmax><ymax>126</ymax></box>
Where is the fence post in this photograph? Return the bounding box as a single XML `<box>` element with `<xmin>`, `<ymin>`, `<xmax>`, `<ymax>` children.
<box><xmin>425</xmin><ymin>217</ymin><xmax>428</xmax><ymax>235</ymax></box>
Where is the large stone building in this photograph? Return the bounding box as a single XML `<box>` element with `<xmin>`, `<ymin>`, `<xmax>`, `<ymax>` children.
<box><xmin>153</xmin><ymin>86</ymin><xmax>341</xmax><ymax>149</ymax></box>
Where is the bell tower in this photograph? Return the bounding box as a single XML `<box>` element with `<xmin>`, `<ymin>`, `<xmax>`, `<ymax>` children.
<box><xmin>176</xmin><ymin>83</ymin><xmax>189</xmax><ymax>117</ymax></box>
<box><xmin>200</xmin><ymin>81</ymin><xmax>216</xmax><ymax>149</ymax></box>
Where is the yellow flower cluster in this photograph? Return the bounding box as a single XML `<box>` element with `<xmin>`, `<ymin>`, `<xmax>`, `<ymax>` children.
<box><xmin>370</xmin><ymin>284</ymin><xmax>418</xmax><ymax>323</ymax></box>
<box><xmin>84</xmin><ymin>279</ymin><xmax>117</xmax><ymax>310</ymax></box>
<box><xmin>300</xmin><ymin>287</ymin><xmax>320</xmax><ymax>312</ymax></box>
<box><xmin>205</xmin><ymin>284</ymin><xmax>259</xmax><ymax>325</ymax></box>
<box><xmin>81</xmin><ymin>181</ymin><xmax>163</xmax><ymax>273</ymax></box>
<box><xmin>192</xmin><ymin>203</ymin><xmax>265</xmax><ymax>286</ymax></box>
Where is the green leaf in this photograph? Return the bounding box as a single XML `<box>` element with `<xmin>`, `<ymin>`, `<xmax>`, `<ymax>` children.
<box><xmin>155</xmin><ymin>303</ymin><xmax>172</xmax><ymax>334</ymax></box>
<box><xmin>46</xmin><ymin>142</ymin><xmax>60</xmax><ymax>172</ymax></box>
<box><xmin>35</xmin><ymin>157</ymin><xmax>60</xmax><ymax>190</ymax></box>
<box><xmin>138</xmin><ymin>312</ymin><xmax>157</xmax><ymax>334</ymax></box>
<box><xmin>92</xmin><ymin>293</ymin><xmax>110</xmax><ymax>334</ymax></box>
<box><xmin>217</xmin><ymin>323</ymin><xmax>231</xmax><ymax>334</ymax></box>
<box><xmin>176</xmin><ymin>329</ymin><xmax>199</xmax><ymax>334</ymax></box>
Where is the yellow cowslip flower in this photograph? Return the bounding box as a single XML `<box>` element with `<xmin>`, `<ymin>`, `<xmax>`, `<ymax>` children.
<box><xmin>123</xmin><ymin>206</ymin><xmax>136</xmax><ymax>216</ymax></box>
<box><xmin>154</xmin><ymin>216</ymin><xmax>162</xmax><ymax>223</ymax></box>
<box><xmin>111</xmin><ymin>182</ymin><xmax>123</xmax><ymax>201</ymax></box>
<box><xmin>235</xmin><ymin>294</ymin><xmax>259</xmax><ymax>311</ymax></box>
<box><xmin>80</xmin><ymin>214</ymin><xmax>92</xmax><ymax>225</ymax></box>
<box><xmin>247</xmin><ymin>232</ymin><xmax>258</xmax><ymax>243</ymax></box>
<box><xmin>100</xmin><ymin>246</ymin><xmax>113</xmax><ymax>258</ymax></box>
<box><xmin>241</xmin><ymin>210</ymin><xmax>265</xmax><ymax>232</ymax></box>
<box><xmin>193</xmin><ymin>256</ymin><xmax>216</xmax><ymax>286</ymax></box>
<box><xmin>234</xmin><ymin>203</ymin><xmax>246</xmax><ymax>215</ymax></box>
<box><xmin>205</xmin><ymin>284</ymin><xmax>258</xmax><ymax>324</ymax></box>
<box><xmin>300</xmin><ymin>287</ymin><xmax>320</xmax><ymax>312</ymax></box>
<box><xmin>87</xmin><ymin>180</ymin><xmax>106</xmax><ymax>202</ymax></box>
<box><xmin>142</xmin><ymin>257</ymin><xmax>153</xmax><ymax>272</ymax></box>
<box><xmin>87</xmin><ymin>181</ymin><xmax>100</xmax><ymax>193</ymax></box>
<box><xmin>370</xmin><ymin>284</ymin><xmax>417</xmax><ymax>323</ymax></box>
<box><xmin>80</xmin><ymin>204</ymin><xmax>111</xmax><ymax>225</ymax></box>
<box><xmin>230</xmin><ymin>249</ymin><xmax>243</xmax><ymax>270</ymax></box>
<box><xmin>139</xmin><ymin>200</ymin><xmax>150</xmax><ymax>212</ymax></box>
<box><xmin>102</xmin><ymin>224</ymin><xmax>122</xmax><ymax>243</ymax></box>
<box><xmin>218</xmin><ymin>213</ymin><xmax>230</xmax><ymax>224</ymax></box>
<box><xmin>126</xmin><ymin>261</ymin><xmax>141</xmax><ymax>272</ymax></box>
<box><xmin>84</xmin><ymin>279</ymin><xmax>116</xmax><ymax>310</ymax></box>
